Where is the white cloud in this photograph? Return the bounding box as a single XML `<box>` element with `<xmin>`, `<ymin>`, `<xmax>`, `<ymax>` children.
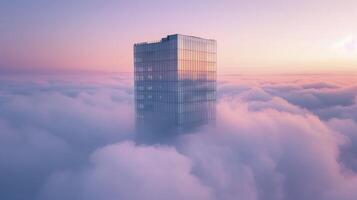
<box><xmin>331</xmin><ymin>35</ymin><xmax>357</xmax><ymax>55</ymax></box>
<box><xmin>39</xmin><ymin>142</ymin><xmax>212</xmax><ymax>200</ymax></box>
<box><xmin>1</xmin><ymin>74</ymin><xmax>357</xmax><ymax>200</ymax></box>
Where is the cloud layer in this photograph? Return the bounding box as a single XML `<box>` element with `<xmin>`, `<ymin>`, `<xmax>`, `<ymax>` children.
<box><xmin>0</xmin><ymin>74</ymin><xmax>357</xmax><ymax>200</ymax></box>
<box><xmin>0</xmin><ymin>74</ymin><xmax>134</xmax><ymax>200</ymax></box>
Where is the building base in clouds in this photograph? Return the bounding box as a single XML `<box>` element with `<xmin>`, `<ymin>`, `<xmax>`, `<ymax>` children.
<box><xmin>135</xmin><ymin>100</ymin><xmax>216</xmax><ymax>144</ymax></box>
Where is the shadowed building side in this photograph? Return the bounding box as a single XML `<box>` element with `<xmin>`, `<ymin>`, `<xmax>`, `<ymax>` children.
<box><xmin>134</xmin><ymin>34</ymin><xmax>216</xmax><ymax>144</ymax></box>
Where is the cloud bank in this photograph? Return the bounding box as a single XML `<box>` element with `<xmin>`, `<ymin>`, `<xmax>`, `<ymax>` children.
<box><xmin>0</xmin><ymin>74</ymin><xmax>357</xmax><ymax>200</ymax></box>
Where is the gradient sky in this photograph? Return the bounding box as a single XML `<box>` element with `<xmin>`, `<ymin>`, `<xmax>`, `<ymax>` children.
<box><xmin>1</xmin><ymin>0</ymin><xmax>357</xmax><ymax>74</ymax></box>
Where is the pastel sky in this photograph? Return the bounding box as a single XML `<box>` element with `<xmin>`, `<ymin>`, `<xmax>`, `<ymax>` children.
<box><xmin>1</xmin><ymin>0</ymin><xmax>357</xmax><ymax>74</ymax></box>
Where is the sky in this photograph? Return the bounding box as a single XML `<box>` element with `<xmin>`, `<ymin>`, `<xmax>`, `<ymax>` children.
<box><xmin>1</xmin><ymin>0</ymin><xmax>357</xmax><ymax>74</ymax></box>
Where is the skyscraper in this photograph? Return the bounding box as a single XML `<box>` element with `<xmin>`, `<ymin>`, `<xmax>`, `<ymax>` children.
<box><xmin>134</xmin><ymin>34</ymin><xmax>216</xmax><ymax>143</ymax></box>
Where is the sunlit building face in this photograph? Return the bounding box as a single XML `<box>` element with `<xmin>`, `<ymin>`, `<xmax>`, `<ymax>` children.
<box><xmin>134</xmin><ymin>34</ymin><xmax>217</xmax><ymax>143</ymax></box>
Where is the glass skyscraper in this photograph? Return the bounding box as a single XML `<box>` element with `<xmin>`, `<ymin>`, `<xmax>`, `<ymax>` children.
<box><xmin>134</xmin><ymin>34</ymin><xmax>216</xmax><ymax>143</ymax></box>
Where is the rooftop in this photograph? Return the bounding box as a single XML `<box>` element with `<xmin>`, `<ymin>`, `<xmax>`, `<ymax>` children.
<box><xmin>134</xmin><ymin>34</ymin><xmax>215</xmax><ymax>46</ymax></box>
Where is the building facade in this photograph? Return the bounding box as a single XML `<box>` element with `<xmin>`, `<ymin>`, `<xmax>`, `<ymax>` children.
<box><xmin>134</xmin><ymin>34</ymin><xmax>216</xmax><ymax>142</ymax></box>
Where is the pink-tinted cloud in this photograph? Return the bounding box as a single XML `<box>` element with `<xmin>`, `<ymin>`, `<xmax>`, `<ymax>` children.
<box><xmin>0</xmin><ymin>74</ymin><xmax>134</xmax><ymax>200</ymax></box>
<box><xmin>1</xmin><ymin>74</ymin><xmax>357</xmax><ymax>200</ymax></box>
<box><xmin>40</xmin><ymin>141</ymin><xmax>212</xmax><ymax>200</ymax></box>
<box><xmin>178</xmin><ymin>99</ymin><xmax>356</xmax><ymax>200</ymax></box>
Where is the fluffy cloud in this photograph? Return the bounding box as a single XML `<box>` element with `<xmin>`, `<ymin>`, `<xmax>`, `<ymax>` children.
<box><xmin>219</xmin><ymin>76</ymin><xmax>357</xmax><ymax>120</ymax></box>
<box><xmin>39</xmin><ymin>142</ymin><xmax>212</xmax><ymax>200</ymax></box>
<box><xmin>1</xmin><ymin>74</ymin><xmax>357</xmax><ymax>200</ymax></box>
<box><xmin>0</xmin><ymin>75</ymin><xmax>134</xmax><ymax>200</ymax></box>
<box><xmin>327</xmin><ymin>119</ymin><xmax>357</xmax><ymax>172</ymax></box>
<box><xmin>178</xmin><ymin>100</ymin><xmax>357</xmax><ymax>200</ymax></box>
<box><xmin>315</xmin><ymin>96</ymin><xmax>357</xmax><ymax>121</ymax></box>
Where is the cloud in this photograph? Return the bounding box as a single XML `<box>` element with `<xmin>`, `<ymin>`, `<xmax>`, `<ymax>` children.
<box><xmin>314</xmin><ymin>96</ymin><xmax>357</xmax><ymax>121</ymax></box>
<box><xmin>327</xmin><ymin>119</ymin><xmax>357</xmax><ymax>172</ymax></box>
<box><xmin>178</xmin><ymin>100</ymin><xmax>357</xmax><ymax>200</ymax></box>
<box><xmin>1</xmin><ymin>74</ymin><xmax>357</xmax><ymax>200</ymax></box>
<box><xmin>0</xmin><ymin>120</ymin><xmax>72</xmax><ymax>200</ymax></box>
<box><xmin>332</xmin><ymin>35</ymin><xmax>357</xmax><ymax>53</ymax></box>
<box><xmin>0</xmin><ymin>75</ymin><xmax>134</xmax><ymax>200</ymax></box>
<box><xmin>39</xmin><ymin>142</ymin><xmax>212</xmax><ymax>200</ymax></box>
<box><xmin>39</xmin><ymin>84</ymin><xmax>357</xmax><ymax>200</ymax></box>
<box><xmin>219</xmin><ymin>76</ymin><xmax>357</xmax><ymax>120</ymax></box>
<box><xmin>263</xmin><ymin>84</ymin><xmax>357</xmax><ymax>110</ymax></box>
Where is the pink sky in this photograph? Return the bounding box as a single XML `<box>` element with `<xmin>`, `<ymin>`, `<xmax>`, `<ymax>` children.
<box><xmin>1</xmin><ymin>0</ymin><xmax>356</xmax><ymax>74</ymax></box>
